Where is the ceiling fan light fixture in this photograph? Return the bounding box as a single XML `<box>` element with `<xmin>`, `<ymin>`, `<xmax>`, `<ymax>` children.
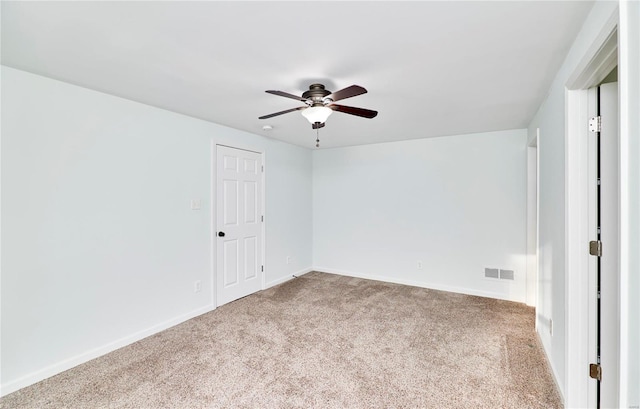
<box><xmin>301</xmin><ymin>106</ymin><xmax>332</xmax><ymax>124</ymax></box>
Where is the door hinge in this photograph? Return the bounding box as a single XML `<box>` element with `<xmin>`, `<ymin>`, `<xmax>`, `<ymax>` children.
<box><xmin>589</xmin><ymin>240</ymin><xmax>602</xmax><ymax>257</ymax></box>
<box><xmin>261</xmin><ymin>265</ymin><xmax>264</xmax><ymax>272</ymax></box>
<box><xmin>589</xmin><ymin>116</ymin><xmax>602</xmax><ymax>133</ymax></box>
<box><xmin>261</xmin><ymin>215</ymin><xmax>264</xmax><ymax>222</ymax></box>
<box><xmin>261</xmin><ymin>165</ymin><xmax>264</xmax><ymax>172</ymax></box>
<box><xmin>589</xmin><ymin>363</ymin><xmax>602</xmax><ymax>381</ymax></box>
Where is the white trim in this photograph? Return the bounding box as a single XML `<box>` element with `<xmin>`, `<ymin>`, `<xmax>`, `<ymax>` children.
<box><xmin>536</xmin><ymin>331</ymin><xmax>564</xmax><ymax>407</ymax></box>
<box><xmin>264</xmin><ymin>268</ymin><xmax>313</xmax><ymax>289</ymax></box>
<box><xmin>210</xmin><ymin>141</ymin><xmax>217</xmax><ymax>309</ymax></box>
<box><xmin>535</xmin><ymin>128</ymin><xmax>540</xmax><ymax>328</ymax></box>
<box><xmin>566</xmin><ymin>14</ymin><xmax>619</xmax><ymax>90</ymax></box>
<box><xmin>314</xmin><ymin>267</ymin><xmax>523</xmax><ymax>303</ymax></box>
<box><xmin>564</xmin><ymin>9</ymin><xmax>619</xmax><ymax>407</ymax></box>
<box><xmin>0</xmin><ymin>305</ymin><xmax>214</xmax><ymax>397</ymax></box>
<box><xmin>526</xmin><ymin>139</ymin><xmax>538</xmax><ymax>307</ymax></box>
<box><xmin>618</xmin><ymin>2</ymin><xmax>640</xmax><ymax>407</ymax></box>
<box><xmin>215</xmin><ymin>143</ymin><xmax>261</xmax><ymax>155</ymax></box>
<box><xmin>261</xmin><ymin>151</ymin><xmax>266</xmax><ymax>292</ymax></box>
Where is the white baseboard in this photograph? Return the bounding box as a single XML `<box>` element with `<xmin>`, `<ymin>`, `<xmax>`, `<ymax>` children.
<box><xmin>536</xmin><ymin>330</ymin><xmax>565</xmax><ymax>405</ymax></box>
<box><xmin>2</xmin><ymin>268</ymin><xmax>316</xmax><ymax>397</ymax></box>
<box><xmin>264</xmin><ymin>267</ymin><xmax>313</xmax><ymax>289</ymax></box>
<box><xmin>2</xmin><ymin>266</ymin><xmax>517</xmax><ymax>397</ymax></box>
<box><xmin>313</xmin><ymin>266</ymin><xmax>523</xmax><ymax>303</ymax></box>
<box><xmin>0</xmin><ymin>304</ymin><xmax>215</xmax><ymax>397</ymax></box>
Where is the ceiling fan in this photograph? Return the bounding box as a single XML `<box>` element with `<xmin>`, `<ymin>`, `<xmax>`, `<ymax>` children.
<box><xmin>259</xmin><ymin>83</ymin><xmax>378</xmax><ymax>130</ymax></box>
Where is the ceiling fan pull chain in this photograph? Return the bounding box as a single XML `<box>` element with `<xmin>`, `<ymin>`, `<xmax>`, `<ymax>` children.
<box><xmin>316</xmin><ymin>127</ymin><xmax>320</xmax><ymax>148</ymax></box>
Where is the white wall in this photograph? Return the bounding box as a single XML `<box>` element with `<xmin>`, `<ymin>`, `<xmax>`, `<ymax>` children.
<box><xmin>528</xmin><ymin>86</ymin><xmax>567</xmax><ymax>395</ymax></box>
<box><xmin>312</xmin><ymin>129</ymin><xmax>528</xmax><ymax>303</ymax></box>
<box><xmin>264</xmin><ymin>142</ymin><xmax>313</xmax><ymax>285</ymax></box>
<box><xmin>0</xmin><ymin>66</ymin><xmax>313</xmax><ymax>394</ymax></box>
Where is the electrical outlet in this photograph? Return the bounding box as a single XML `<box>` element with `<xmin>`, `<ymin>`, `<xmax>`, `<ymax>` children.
<box><xmin>190</xmin><ymin>199</ymin><xmax>201</xmax><ymax>210</ymax></box>
<box><xmin>417</xmin><ymin>261</ymin><xmax>423</xmax><ymax>270</ymax></box>
<box><xmin>286</xmin><ymin>256</ymin><xmax>291</xmax><ymax>265</ymax></box>
<box><xmin>194</xmin><ymin>280</ymin><xmax>202</xmax><ymax>293</ymax></box>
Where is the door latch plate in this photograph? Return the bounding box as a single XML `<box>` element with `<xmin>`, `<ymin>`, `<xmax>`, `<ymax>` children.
<box><xmin>590</xmin><ymin>363</ymin><xmax>602</xmax><ymax>381</ymax></box>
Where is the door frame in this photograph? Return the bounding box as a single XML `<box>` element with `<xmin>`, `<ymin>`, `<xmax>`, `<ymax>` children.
<box><xmin>211</xmin><ymin>142</ymin><xmax>266</xmax><ymax>308</ymax></box>
<box><xmin>595</xmin><ymin>81</ymin><xmax>621</xmax><ymax>408</ymax></box>
<box><xmin>564</xmin><ymin>10</ymin><xmax>618</xmax><ymax>408</ymax></box>
<box><xmin>526</xmin><ymin>131</ymin><xmax>539</xmax><ymax>309</ymax></box>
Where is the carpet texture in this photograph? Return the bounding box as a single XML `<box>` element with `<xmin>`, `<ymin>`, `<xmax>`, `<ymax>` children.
<box><xmin>0</xmin><ymin>272</ymin><xmax>562</xmax><ymax>408</ymax></box>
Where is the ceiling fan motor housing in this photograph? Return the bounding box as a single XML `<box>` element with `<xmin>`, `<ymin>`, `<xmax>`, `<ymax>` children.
<box><xmin>302</xmin><ymin>83</ymin><xmax>332</xmax><ymax>106</ymax></box>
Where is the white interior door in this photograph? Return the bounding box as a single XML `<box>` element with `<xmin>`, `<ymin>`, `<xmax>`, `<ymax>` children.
<box><xmin>216</xmin><ymin>145</ymin><xmax>263</xmax><ymax>307</ymax></box>
<box><xmin>598</xmin><ymin>82</ymin><xmax>619</xmax><ymax>409</ymax></box>
<box><xmin>588</xmin><ymin>82</ymin><xmax>620</xmax><ymax>408</ymax></box>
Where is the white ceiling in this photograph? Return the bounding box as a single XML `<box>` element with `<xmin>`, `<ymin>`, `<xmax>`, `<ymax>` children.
<box><xmin>1</xmin><ymin>1</ymin><xmax>594</xmax><ymax>149</ymax></box>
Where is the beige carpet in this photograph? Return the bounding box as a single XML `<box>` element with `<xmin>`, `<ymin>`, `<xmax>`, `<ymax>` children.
<box><xmin>0</xmin><ymin>272</ymin><xmax>562</xmax><ymax>408</ymax></box>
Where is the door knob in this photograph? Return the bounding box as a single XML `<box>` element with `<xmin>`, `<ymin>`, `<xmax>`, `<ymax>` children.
<box><xmin>218</xmin><ymin>231</ymin><xmax>225</xmax><ymax>237</ymax></box>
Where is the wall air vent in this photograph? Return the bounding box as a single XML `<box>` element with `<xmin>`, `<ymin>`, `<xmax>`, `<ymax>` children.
<box><xmin>484</xmin><ymin>268</ymin><xmax>499</xmax><ymax>279</ymax></box>
<box><xmin>484</xmin><ymin>267</ymin><xmax>515</xmax><ymax>281</ymax></box>
<box><xmin>499</xmin><ymin>269</ymin><xmax>515</xmax><ymax>280</ymax></box>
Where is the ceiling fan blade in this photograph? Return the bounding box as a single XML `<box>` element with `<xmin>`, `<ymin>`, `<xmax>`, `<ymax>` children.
<box><xmin>329</xmin><ymin>104</ymin><xmax>378</xmax><ymax>119</ymax></box>
<box><xmin>258</xmin><ymin>106</ymin><xmax>306</xmax><ymax>120</ymax></box>
<box><xmin>327</xmin><ymin>85</ymin><xmax>367</xmax><ymax>102</ymax></box>
<box><xmin>265</xmin><ymin>90</ymin><xmax>308</xmax><ymax>102</ymax></box>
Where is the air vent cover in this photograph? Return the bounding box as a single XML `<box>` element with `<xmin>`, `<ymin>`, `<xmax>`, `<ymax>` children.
<box><xmin>500</xmin><ymin>269</ymin><xmax>515</xmax><ymax>280</ymax></box>
<box><xmin>484</xmin><ymin>268</ymin><xmax>499</xmax><ymax>279</ymax></box>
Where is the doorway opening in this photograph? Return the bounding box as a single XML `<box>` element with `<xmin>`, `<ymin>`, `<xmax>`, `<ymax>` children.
<box><xmin>526</xmin><ymin>131</ymin><xmax>539</xmax><ymax>309</ymax></box>
<box><xmin>565</xmin><ymin>23</ymin><xmax>619</xmax><ymax>408</ymax></box>
<box><xmin>587</xmin><ymin>77</ymin><xmax>620</xmax><ymax>409</ymax></box>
